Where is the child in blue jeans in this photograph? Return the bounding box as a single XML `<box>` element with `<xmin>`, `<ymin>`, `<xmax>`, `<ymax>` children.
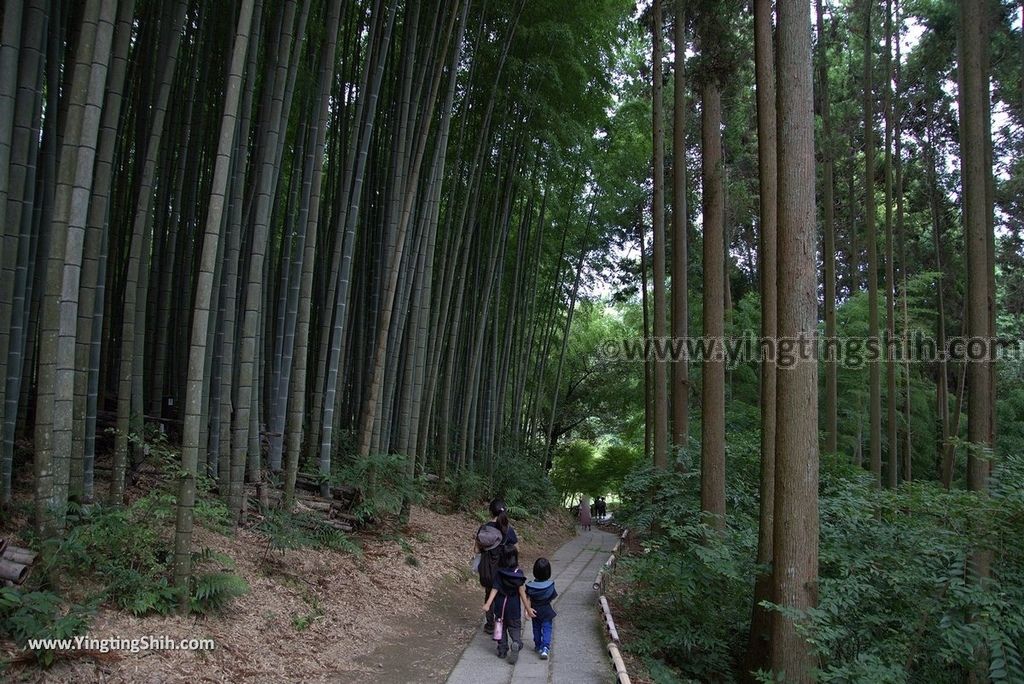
<box><xmin>525</xmin><ymin>557</ymin><xmax>558</xmax><ymax>659</ymax></box>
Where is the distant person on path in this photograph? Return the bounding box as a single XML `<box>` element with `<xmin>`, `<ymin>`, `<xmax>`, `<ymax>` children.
<box><xmin>578</xmin><ymin>496</ymin><xmax>592</xmax><ymax>531</ymax></box>
<box><xmin>474</xmin><ymin>498</ymin><xmax>518</xmax><ymax>634</ymax></box>
<box><xmin>482</xmin><ymin>546</ymin><xmax>535</xmax><ymax>663</ymax></box>
<box><xmin>596</xmin><ymin>497</ymin><xmax>607</xmax><ymax>521</ymax></box>
<box><xmin>525</xmin><ymin>558</ymin><xmax>558</xmax><ymax>660</ymax></box>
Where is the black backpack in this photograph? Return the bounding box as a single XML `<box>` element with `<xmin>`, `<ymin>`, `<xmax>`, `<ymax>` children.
<box><xmin>476</xmin><ymin>525</ymin><xmax>513</xmax><ymax>589</ymax></box>
<box><xmin>479</xmin><ymin>544</ymin><xmax>503</xmax><ymax>589</ymax></box>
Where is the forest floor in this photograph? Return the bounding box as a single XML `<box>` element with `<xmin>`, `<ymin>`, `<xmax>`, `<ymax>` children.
<box><xmin>2</xmin><ymin>491</ymin><xmax>576</xmax><ymax>683</ymax></box>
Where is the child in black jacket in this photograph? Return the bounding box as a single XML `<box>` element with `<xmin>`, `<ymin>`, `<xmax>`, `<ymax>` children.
<box><xmin>525</xmin><ymin>557</ymin><xmax>558</xmax><ymax>659</ymax></box>
<box><xmin>482</xmin><ymin>547</ymin><xmax>535</xmax><ymax>663</ymax></box>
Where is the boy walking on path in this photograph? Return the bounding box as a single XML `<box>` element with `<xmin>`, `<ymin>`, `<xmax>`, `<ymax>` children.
<box><xmin>525</xmin><ymin>558</ymin><xmax>558</xmax><ymax>659</ymax></box>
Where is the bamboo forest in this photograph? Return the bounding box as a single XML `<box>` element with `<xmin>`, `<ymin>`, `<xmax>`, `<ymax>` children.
<box><xmin>0</xmin><ymin>0</ymin><xmax>1023</xmax><ymax>681</ymax></box>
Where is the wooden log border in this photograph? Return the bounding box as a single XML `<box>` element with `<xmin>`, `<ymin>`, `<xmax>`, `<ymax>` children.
<box><xmin>595</xmin><ymin>528</ymin><xmax>631</xmax><ymax>683</ymax></box>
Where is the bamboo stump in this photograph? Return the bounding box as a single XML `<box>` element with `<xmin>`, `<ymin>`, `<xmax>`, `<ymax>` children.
<box><xmin>0</xmin><ymin>558</ymin><xmax>29</xmax><ymax>584</ymax></box>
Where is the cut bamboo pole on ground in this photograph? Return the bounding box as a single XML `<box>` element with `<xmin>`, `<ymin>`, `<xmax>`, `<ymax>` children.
<box><xmin>599</xmin><ymin>595</ymin><xmax>620</xmax><ymax>643</ymax></box>
<box><xmin>594</xmin><ymin>528</ymin><xmax>630</xmax><ymax>683</ymax></box>
<box><xmin>594</xmin><ymin>528</ymin><xmax>628</xmax><ymax>590</ymax></box>
<box><xmin>608</xmin><ymin>642</ymin><xmax>631</xmax><ymax>684</ymax></box>
<box><xmin>0</xmin><ymin>558</ymin><xmax>29</xmax><ymax>584</ymax></box>
<box><xmin>2</xmin><ymin>544</ymin><xmax>37</xmax><ymax>565</ymax></box>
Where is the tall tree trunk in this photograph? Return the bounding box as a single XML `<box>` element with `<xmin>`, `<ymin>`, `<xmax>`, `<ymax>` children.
<box><xmin>893</xmin><ymin>8</ymin><xmax>911</xmax><ymax>482</ymax></box>
<box><xmin>78</xmin><ymin>0</ymin><xmax>136</xmax><ymax>504</ymax></box>
<box><xmin>216</xmin><ymin>0</ymin><xmax>263</xmax><ymax>490</ymax></box>
<box><xmin>817</xmin><ymin>0</ymin><xmax>838</xmax><ymax>455</ymax></box>
<box><xmin>928</xmin><ymin>119</ymin><xmax>952</xmax><ymax>485</ymax></box>
<box><xmin>700</xmin><ymin>78</ymin><xmax>726</xmax><ymax>529</ymax></box>
<box><xmin>883</xmin><ymin>0</ymin><xmax>898</xmax><ymax>488</ymax></box>
<box><xmin>1</xmin><ymin>0</ymin><xmax>47</xmax><ymax>504</ymax></box>
<box><xmin>771</xmin><ymin>0</ymin><xmax>819</xmax><ymax>676</ymax></box>
<box><xmin>863</xmin><ymin>0</ymin><xmax>882</xmax><ymax>485</ymax></box>
<box><xmin>0</xmin><ymin>0</ymin><xmax>24</xmax><ymax>418</ymax></box>
<box><xmin>670</xmin><ymin>0</ymin><xmax>689</xmax><ymax>459</ymax></box>
<box><xmin>958</xmin><ymin>0</ymin><xmax>995</xmax><ymax>608</ymax></box>
<box><xmin>283</xmin><ymin>0</ymin><xmax>344</xmax><ymax>508</ymax></box>
<box><xmin>651</xmin><ymin>0</ymin><xmax>669</xmax><ymax>469</ymax></box>
<box><xmin>640</xmin><ymin>214</ymin><xmax>652</xmax><ymax>462</ymax></box>
<box><xmin>354</xmin><ymin>0</ymin><xmax>462</xmax><ymax>459</ymax></box>
<box><xmin>746</xmin><ymin>0</ymin><xmax>777</xmax><ymax>672</ymax></box>
<box><xmin>230</xmin><ymin>0</ymin><xmax>307</xmax><ymax>519</ymax></box>
<box><xmin>112</xmin><ymin>0</ymin><xmax>187</xmax><ymax>505</ymax></box>
<box><xmin>317</xmin><ymin>0</ymin><xmax>398</xmax><ymax>493</ymax></box>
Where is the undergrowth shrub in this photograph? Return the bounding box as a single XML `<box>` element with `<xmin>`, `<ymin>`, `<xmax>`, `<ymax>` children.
<box><xmin>438</xmin><ymin>451</ymin><xmax>558</xmax><ymax>517</ymax></box>
<box><xmin>331</xmin><ymin>452</ymin><xmax>423</xmax><ymax>522</ymax></box>
<box><xmin>1</xmin><ymin>442</ymin><xmax>250</xmax><ymax>663</ymax></box>
<box><xmin>490</xmin><ymin>454</ymin><xmax>559</xmax><ymax>516</ymax></box>
<box><xmin>616</xmin><ymin>460</ymin><xmax>757</xmax><ymax>681</ymax></box>
<box><xmin>0</xmin><ymin>588</ymin><xmax>91</xmax><ymax>667</ymax></box>
<box><xmin>441</xmin><ymin>468</ymin><xmax>488</xmax><ymax>512</ymax></box>
<box><xmin>256</xmin><ymin>509</ymin><xmax>361</xmax><ymax>556</ymax></box>
<box><xmin>614</xmin><ymin>437</ymin><xmax>1024</xmax><ymax>683</ymax></box>
<box><xmin>802</xmin><ymin>453</ymin><xmax>1024</xmax><ymax>683</ymax></box>
<box><xmin>3</xmin><ymin>485</ymin><xmax>248</xmax><ymax>667</ymax></box>
<box><xmin>32</xmin><ymin>492</ymin><xmax>248</xmax><ymax>617</ymax></box>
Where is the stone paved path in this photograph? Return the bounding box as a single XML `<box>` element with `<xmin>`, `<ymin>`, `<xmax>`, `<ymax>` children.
<box><xmin>446</xmin><ymin>528</ymin><xmax>619</xmax><ymax>684</ymax></box>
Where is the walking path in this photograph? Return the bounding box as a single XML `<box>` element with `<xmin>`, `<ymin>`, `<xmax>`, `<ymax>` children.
<box><xmin>446</xmin><ymin>528</ymin><xmax>619</xmax><ymax>684</ymax></box>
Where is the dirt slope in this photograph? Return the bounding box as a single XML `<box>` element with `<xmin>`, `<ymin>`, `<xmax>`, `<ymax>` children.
<box><xmin>8</xmin><ymin>505</ymin><xmax>572</xmax><ymax>683</ymax></box>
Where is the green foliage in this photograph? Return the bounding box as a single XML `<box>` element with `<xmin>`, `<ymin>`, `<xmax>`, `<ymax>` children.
<box><xmin>0</xmin><ymin>491</ymin><xmax>246</xmax><ymax>667</ymax></box>
<box><xmin>289</xmin><ymin>590</ymin><xmax>323</xmax><ymax>633</ymax></box>
<box><xmin>615</xmin><ymin>442</ymin><xmax>1024</xmax><ymax>682</ymax></box>
<box><xmin>26</xmin><ymin>491</ymin><xmax>247</xmax><ymax>620</ymax></box>
<box><xmin>551</xmin><ymin>439</ymin><xmax>642</xmax><ymax>504</ymax></box>
<box><xmin>490</xmin><ymin>453</ymin><xmax>560</xmax><ymax>516</ymax></box>
<box><xmin>440</xmin><ymin>468</ymin><xmax>489</xmax><ymax>512</ymax></box>
<box><xmin>189</xmin><ymin>572</ymin><xmax>249</xmax><ymax>614</ymax></box>
<box><xmin>591</xmin><ymin>443</ymin><xmax>642</xmax><ymax>496</ymax></box>
<box><xmin>549</xmin><ymin>440</ymin><xmax>597</xmax><ymax>503</ymax></box>
<box><xmin>0</xmin><ymin>588</ymin><xmax>91</xmax><ymax>667</ymax></box>
<box><xmin>794</xmin><ymin>454</ymin><xmax>1024</xmax><ymax>682</ymax></box>
<box><xmin>334</xmin><ymin>452</ymin><xmax>423</xmax><ymax>522</ymax></box>
<box><xmin>256</xmin><ymin>509</ymin><xmax>361</xmax><ymax>556</ymax></box>
<box><xmin>616</xmin><ymin>462</ymin><xmax>756</xmax><ymax>680</ymax></box>
<box><xmin>34</xmin><ymin>494</ymin><xmax>178</xmax><ymax>615</ymax></box>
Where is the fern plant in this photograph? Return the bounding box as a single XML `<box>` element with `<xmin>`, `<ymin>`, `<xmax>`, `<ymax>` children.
<box><xmin>190</xmin><ymin>573</ymin><xmax>249</xmax><ymax>614</ymax></box>
<box><xmin>256</xmin><ymin>509</ymin><xmax>361</xmax><ymax>557</ymax></box>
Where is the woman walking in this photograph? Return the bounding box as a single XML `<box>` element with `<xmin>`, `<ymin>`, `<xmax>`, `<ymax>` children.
<box><xmin>578</xmin><ymin>496</ymin><xmax>592</xmax><ymax>531</ymax></box>
<box><xmin>474</xmin><ymin>498</ymin><xmax>518</xmax><ymax>633</ymax></box>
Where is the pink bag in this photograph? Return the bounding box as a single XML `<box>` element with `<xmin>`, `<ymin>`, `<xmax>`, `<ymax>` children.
<box><xmin>492</xmin><ymin>599</ymin><xmax>506</xmax><ymax>641</ymax></box>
